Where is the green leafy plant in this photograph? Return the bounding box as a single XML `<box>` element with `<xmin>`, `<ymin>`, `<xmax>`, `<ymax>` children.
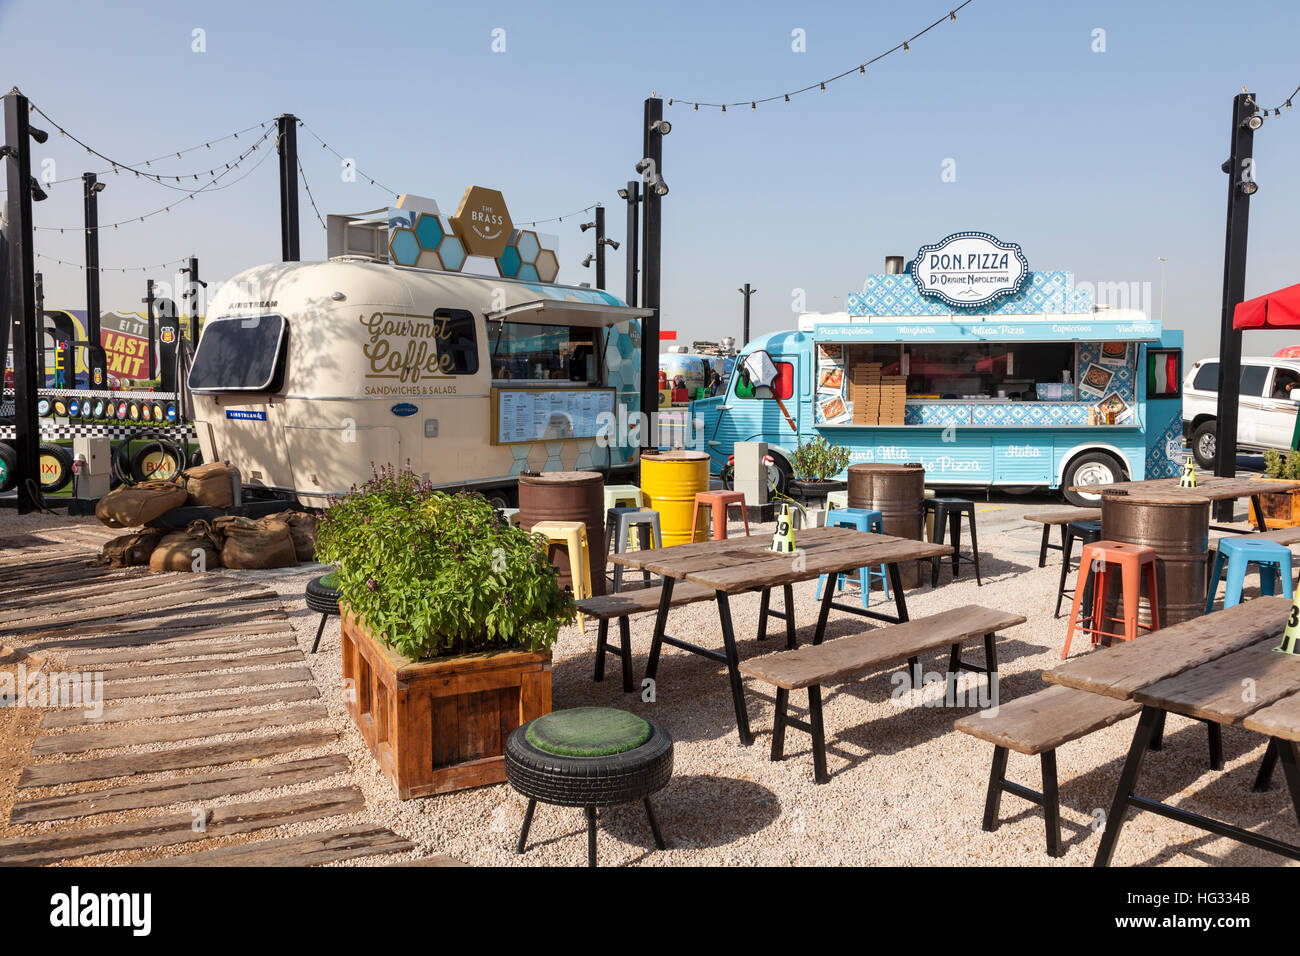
<box><xmin>1264</xmin><ymin>448</ymin><xmax>1284</xmax><ymax>478</ymax></box>
<box><xmin>1286</xmin><ymin>450</ymin><xmax>1300</xmax><ymax>481</ymax></box>
<box><xmin>315</xmin><ymin>465</ymin><xmax>573</xmax><ymax>660</ymax></box>
<box><xmin>788</xmin><ymin>435</ymin><xmax>852</xmax><ymax>482</ymax></box>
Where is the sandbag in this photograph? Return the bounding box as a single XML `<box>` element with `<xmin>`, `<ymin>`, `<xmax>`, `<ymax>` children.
<box><xmin>219</xmin><ymin>515</ymin><xmax>298</xmax><ymax>570</ymax></box>
<box><xmin>95</xmin><ymin>480</ymin><xmax>188</xmax><ymax>529</ymax></box>
<box><xmin>149</xmin><ymin>521</ymin><xmax>223</xmax><ymax>573</ymax></box>
<box><xmin>183</xmin><ymin>461</ymin><xmax>238</xmax><ymax>508</ymax></box>
<box><xmin>273</xmin><ymin>511</ymin><xmax>318</xmax><ymax>562</ymax></box>
<box><xmin>93</xmin><ymin>530</ymin><xmax>164</xmax><ymax>568</ymax></box>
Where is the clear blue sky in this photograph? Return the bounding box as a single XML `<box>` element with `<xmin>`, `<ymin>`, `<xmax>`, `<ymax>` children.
<box><xmin>4</xmin><ymin>0</ymin><xmax>1300</xmax><ymax>362</ymax></box>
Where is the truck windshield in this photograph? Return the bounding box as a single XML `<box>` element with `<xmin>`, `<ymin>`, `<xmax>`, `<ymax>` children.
<box><xmin>188</xmin><ymin>314</ymin><xmax>287</xmax><ymax>392</ymax></box>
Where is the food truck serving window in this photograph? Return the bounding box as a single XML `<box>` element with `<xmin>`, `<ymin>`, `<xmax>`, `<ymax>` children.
<box><xmin>188</xmin><ymin>315</ymin><xmax>287</xmax><ymax>392</ymax></box>
<box><xmin>903</xmin><ymin>342</ymin><xmax>1072</xmax><ymax>398</ymax></box>
<box><xmin>490</xmin><ymin>321</ymin><xmax>598</xmax><ymax>384</ymax></box>
<box><xmin>435</xmin><ymin>309</ymin><xmax>478</xmax><ymax>375</ymax></box>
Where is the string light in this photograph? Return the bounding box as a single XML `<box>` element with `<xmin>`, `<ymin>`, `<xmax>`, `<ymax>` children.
<box><xmin>297</xmin><ymin>120</ymin><xmax>401</xmax><ymax>200</ymax></box>
<box><xmin>25</xmin><ymin>99</ymin><xmax>273</xmax><ymax>189</ymax></box>
<box><xmin>660</xmin><ymin>1</ymin><xmax>972</xmax><ymax>112</ymax></box>
<box><xmin>298</xmin><ymin>156</ymin><xmax>327</xmax><ymax>231</ymax></box>
<box><xmin>1256</xmin><ymin>84</ymin><xmax>1300</xmax><ymax>119</ymax></box>
<box><xmin>35</xmin><ymin>251</ymin><xmax>194</xmax><ymax>273</ymax></box>
<box><xmin>517</xmin><ymin>203</ymin><xmax>602</xmax><ymax>227</ymax></box>
<box><xmin>34</xmin><ymin>127</ymin><xmax>275</xmax><ymax>232</ymax></box>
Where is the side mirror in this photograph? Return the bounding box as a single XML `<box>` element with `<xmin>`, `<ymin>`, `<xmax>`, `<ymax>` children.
<box><xmin>1289</xmin><ymin>387</ymin><xmax>1300</xmax><ymax>402</ymax></box>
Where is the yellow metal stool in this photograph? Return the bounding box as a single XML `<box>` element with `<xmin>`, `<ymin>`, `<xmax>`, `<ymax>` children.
<box><xmin>603</xmin><ymin>484</ymin><xmax>644</xmax><ymax>511</ymax></box>
<box><xmin>530</xmin><ymin>520</ymin><xmax>592</xmax><ymax>634</ymax></box>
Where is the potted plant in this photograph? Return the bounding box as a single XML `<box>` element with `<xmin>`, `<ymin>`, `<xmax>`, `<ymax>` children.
<box><xmin>786</xmin><ymin>436</ymin><xmax>852</xmax><ymax>508</ymax></box>
<box><xmin>316</xmin><ymin>465</ymin><xmax>572</xmax><ymax>798</ymax></box>
<box><xmin>1248</xmin><ymin>450</ymin><xmax>1300</xmax><ymax>529</ymax></box>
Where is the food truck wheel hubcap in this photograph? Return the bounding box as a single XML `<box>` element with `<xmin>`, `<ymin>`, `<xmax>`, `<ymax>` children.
<box><xmin>1063</xmin><ymin>451</ymin><xmax>1124</xmax><ymax>506</ymax></box>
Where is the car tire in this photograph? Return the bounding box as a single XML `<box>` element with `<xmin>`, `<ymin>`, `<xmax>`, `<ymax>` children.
<box><xmin>769</xmin><ymin>452</ymin><xmax>794</xmax><ymax>498</ymax></box>
<box><xmin>1062</xmin><ymin>450</ymin><xmax>1125</xmax><ymax>507</ymax></box>
<box><xmin>0</xmin><ymin>442</ymin><xmax>16</xmax><ymax>494</ymax></box>
<box><xmin>1191</xmin><ymin>420</ymin><xmax>1217</xmax><ymax>470</ymax></box>
<box><xmin>38</xmin><ymin>443</ymin><xmax>74</xmax><ymax>494</ymax></box>
<box><xmin>130</xmin><ymin>440</ymin><xmax>186</xmax><ymax>482</ymax></box>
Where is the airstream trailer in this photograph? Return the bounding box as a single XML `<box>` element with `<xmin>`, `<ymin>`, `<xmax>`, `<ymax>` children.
<box><xmin>188</xmin><ymin>258</ymin><xmax>648</xmax><ymax>508</ymax></box>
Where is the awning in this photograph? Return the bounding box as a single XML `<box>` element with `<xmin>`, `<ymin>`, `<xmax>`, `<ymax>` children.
<box><xmin>486</xmin><ymin>299</ymin><xmax>652</xmax><ymax>329</ymax></box>
<box><xmin>1233</xmin><ymin>282</ymin><xmax>1300</xmax><ymax>330</ymax></box>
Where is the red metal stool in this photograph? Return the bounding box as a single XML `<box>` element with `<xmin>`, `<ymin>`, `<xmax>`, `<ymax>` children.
<box><xmin>1062</xmin><ymin>541</ymin><xmax>1160</xmax><ymax>659</ymax></box>
<box><xmin>690</xmin><ymin>491</ymin><xmax>750</xmax><ymax>541</ymax></box>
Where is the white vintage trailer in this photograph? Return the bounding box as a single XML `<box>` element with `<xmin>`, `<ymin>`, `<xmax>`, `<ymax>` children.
<box><xmin>189</xmin><ymin>256</ymin><xmax>648</xmax><ymax>508</ymax></box>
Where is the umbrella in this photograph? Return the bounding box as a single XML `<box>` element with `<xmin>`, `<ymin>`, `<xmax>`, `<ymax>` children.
<box><xmin>1233</xmin><ymin>282</ymin><xmax>1300</xmax><ymax>329</ymax></box>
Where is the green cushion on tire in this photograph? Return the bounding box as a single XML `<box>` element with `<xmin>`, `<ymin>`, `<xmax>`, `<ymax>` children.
<box><xmin>526</xmin><ymin>707</ymin><xmax>652</xmax><ymax>758</ymax></box>
<box><xmin>319</xmin><ymin>571</ymin><xmax>338</xmax><ymax>590</ymax></box>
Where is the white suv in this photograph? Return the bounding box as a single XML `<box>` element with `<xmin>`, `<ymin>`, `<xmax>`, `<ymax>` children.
<box><xmin>1183</xmin><ymin>356</ymin><xmax>1300</xmax><ymax>467</ymax></box>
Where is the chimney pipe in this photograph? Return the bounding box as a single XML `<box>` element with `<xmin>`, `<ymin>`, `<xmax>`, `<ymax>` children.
<box><xmin>885</xmin><ymin>255</ymin><xmax>904</xmax><ymax>274</ymax></box>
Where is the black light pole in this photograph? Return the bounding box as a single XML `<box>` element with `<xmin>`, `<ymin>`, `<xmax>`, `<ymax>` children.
<box><xmin>638</xmin><ymin>97</ymin><xmax>667</xmax><ymax>450</ymax></box>
<box><xmin>739</xmin><ymin>283</ymin><xmax>756</xmax><ymax>346</ymax></box>
<box><xmin>276</xmin><ymin>113</ymin><xmax>300</xmax><ymax>262</ymax></box>
<box><xmin>3</xmin><ymin>87</ymin><xmax>49</xmax><ymax>513</ymax></box>
<box><xmin>83</xmin><ymin>172</ymin><xmax>104</xmax><ymax>352</ymax></box>
<box><xmin>182</xmin><ymin>257</ymin><xmax>206</xmax><ymax>344</ymax></box>
<box><xmin>142</xmin><ymin>279</ymin><xmax>157</xmax><ymax>380</ymax></box>
<box><xmin>621</xmin><ymin>181</ymin><xmax>640</xmax><ymax>307</ymax></box>
<box><xmin>594</xmin><ymin>205</ymin><xmax>607</xmax><ymax>290</ymax></box>
<box><xmin>1212</xmin><ymin>91</ymin><xmax>1259</xmax><ymax>521</ymax></box>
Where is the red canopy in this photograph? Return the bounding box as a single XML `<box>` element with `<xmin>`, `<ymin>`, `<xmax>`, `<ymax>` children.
<box><xmin>1234</xmin><ymin>282</ymin><xmax>1300</xmax><ymax>330</ymax></box>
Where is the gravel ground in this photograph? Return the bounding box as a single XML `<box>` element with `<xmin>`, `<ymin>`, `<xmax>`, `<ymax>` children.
<box><xmin>3</xmin><ymin>492</ymin><xmax>1299</xmax><ymax>867</ymax></box>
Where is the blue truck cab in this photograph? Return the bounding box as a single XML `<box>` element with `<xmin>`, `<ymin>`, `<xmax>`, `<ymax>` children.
<box><xmin>690</xmin><ymin>263</ymin><xmax>1185</xmax><ymax>507</ymax></box>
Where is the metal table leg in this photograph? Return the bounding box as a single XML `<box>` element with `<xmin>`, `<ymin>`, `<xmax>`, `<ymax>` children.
<box><xmin>1094</xmin><ymin>705</ymin><xmax>1162</xmax><ymax>867</ymax></box>
<box><xmin>644</xmin><ymin>576</ymin><xmax>675</xmax><ymax>681</ymax></box>
<box><xmin>715</xmin><ymin>589</ymin><xmax>753</xmax><ymax>746</ymax></box>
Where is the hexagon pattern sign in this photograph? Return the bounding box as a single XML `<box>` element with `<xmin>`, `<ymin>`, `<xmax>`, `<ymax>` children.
<box><xmin>450</xmin><ymin>186</ymin><xmax>513</xmax><ymax>259</ymax></box>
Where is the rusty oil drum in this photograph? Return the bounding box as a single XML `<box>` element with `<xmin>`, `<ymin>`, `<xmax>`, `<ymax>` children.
<box><xmin>1100</xmin><ymin>489</ymin><xmax>1210</xmax><ymax>628</ymax></box>
<box><xmin>847</xmin><ymin>462</ymin><xmax>927</xmax><ymax>588</ymax></box>
<box><xmin>517</xmin><ymin>470</ymin><xmax>607</xmax><ymax>597</ymax></box>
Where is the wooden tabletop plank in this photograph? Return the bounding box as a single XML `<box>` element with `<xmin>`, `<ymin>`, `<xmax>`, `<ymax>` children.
<box><xmin>686</xmin><ymin>537</ymin><xmax>952</xmax><ymax>593</ymax></box>
<box><xmin>1209</xmin><ymin>526</ymin><xmax>1300</xmax><ymax>552</ymax></box>
<box><xmin>1023</xmin><ymin>508</ymin><xmax>1102</xmax><ymax>525</ymax></box>
<box><xmin>740</xmin><ymin>606</ymin><xmax>1025</xmax><ymax>689</ymax></box>
<box><xmin>1042</xmin><ymin>596</ymin><xmax>1291</xmax><ymax>700</ymax></box>
<box><xmin>1242</xmin><ymin>689</ymin><xmax>1300</xmax><ymax>742</ymax></box>
<box><xmin>610</xmin><ymin>525</ymin><xmax>850</xmax><ymax>574</ymax></box>
<box><xmin>1068</xmin><ymin>476</ymin><xmax>1300</xmax><ymax>499</ymax></box>
<box><xmin>1135</xmin><ymin>641</ymin><xmax>1300</xmax><ymax>724</ymax></box>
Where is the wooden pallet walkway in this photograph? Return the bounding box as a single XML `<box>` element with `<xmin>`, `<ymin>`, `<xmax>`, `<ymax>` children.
<box><xmin>0</xmin><ymin>531</ymin><xmax>419</xmax><ymax>867</ymax></box>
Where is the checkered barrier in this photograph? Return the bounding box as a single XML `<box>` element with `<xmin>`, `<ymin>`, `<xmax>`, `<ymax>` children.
<box><xmin>0</xmin><ymin>423</ymin><xmax>197</xmax><ymax>441</ymax></box>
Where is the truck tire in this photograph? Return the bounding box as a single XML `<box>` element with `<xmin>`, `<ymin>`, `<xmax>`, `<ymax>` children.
<box><xmin>770</xmin><ymin>453</ymin><xmax>794</xmax><ymax>497</ymax></box>
<box><xmin>483</xmin><ymin>487</ymin><xmax>515</xmax><ymax>510</ymax></box>
<box><xmin>38</xmin><ymin>443</ymin><xmax>74</xmax><ymax>494</ymax></box>
<box><xmin>0</xmin><ymin>443</ymin><xmax>16</xmax><ymax>493</ymax></box>
<box><xmin>1061</xmin><ymin>450</ymin><xmax>1125</xmax><ymax>507</ymax></box>
<box><xmin>1191</xmin><ymin>419</ymin><xmax>1217</xmax><ymax>470</ymax></box>
<box><xmin>130</xmin><ymin>440</ymin><xmax>186</xmax><ymax>482</ymax></box>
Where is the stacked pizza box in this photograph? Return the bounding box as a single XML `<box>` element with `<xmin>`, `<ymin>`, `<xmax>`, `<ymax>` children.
<box><xmin>879</xmin><ymin>375</ymin><xmax>908</xmax><ymax>426</ymax></box>
<box><xmin>850</xmin><ymin>363</ymin><xmax>882</xmax><ymax>424</ymax></box>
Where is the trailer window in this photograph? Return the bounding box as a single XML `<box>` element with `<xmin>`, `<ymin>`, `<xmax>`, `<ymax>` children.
<box><xmin>489</xmin><ymin>322</ymin><xmax>599</xmax><ymax>384</ymax></box>
<box><xmin>736</xmin><ymin>360</ymin><xmax>793</xmax><ymax>400</ymax></box>
<box><xmin>435</xmin><ymin>309</ymin><xmax>478</xmax><ymax>375</ymax></box>
<box><xmin>188</xmin><ymin>315</ymin><xmax>287</xmax><ymax>392</ymax></box>
<box><xmin>1145</xmin><ymin>349</ymin><xmax>1181</xmax><ymax>398</ymax></box>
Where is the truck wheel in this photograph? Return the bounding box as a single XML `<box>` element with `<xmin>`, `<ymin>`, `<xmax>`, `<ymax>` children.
<box><xmin>484</xmin><ymin>487</ymin><xmax>515</xmax><ymax>510</ymax></box>
<box><xmin>38</xmin><ymin>443</ymin><xmax>74</xmax><ymax>494</ymax></box>
<box><xmin>1191</xmin><ymin>420</ymin><xmax>1217</xmax><ymax>470</ymax></box>
<box><xmin>1062</xmin><ymin>451</ymin><xmax>1124</xmax><ymax>507</ymax></box>
<box><xmin>769</xmin><ymin>453</ymin><xmax>794</xmax><ymax>498</ymax></box>
<box><xmin>0</xmin><ymin>443</ymin><xmax>16</xmax><ymax>493</ymax></box>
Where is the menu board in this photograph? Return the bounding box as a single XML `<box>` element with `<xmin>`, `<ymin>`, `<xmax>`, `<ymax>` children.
<box><xmin>492</xmin><ymin>387</ymin><xmax>616</xmax><ymax>445</ymax></box>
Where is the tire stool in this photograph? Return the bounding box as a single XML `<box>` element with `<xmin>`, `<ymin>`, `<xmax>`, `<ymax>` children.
<box><xmin>305</xmin><ymin>572</ymin><xmax>341</xmax><ymax>654</ymax></box>
<box><xmin>506</xmin><ymin>706</ymin><xmax>673</xmax><ymax>867</ymax></box>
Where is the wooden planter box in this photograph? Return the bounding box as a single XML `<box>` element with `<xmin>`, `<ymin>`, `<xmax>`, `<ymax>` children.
<box><xmin>1248</xmin><ymin>478</ymin><xmax>1300</xmax><ymax>530</ymax></box>
<box><xmin>341</xmin><ymin>611</ymin><xmax>551</xmax><ymax>799</ymax></box>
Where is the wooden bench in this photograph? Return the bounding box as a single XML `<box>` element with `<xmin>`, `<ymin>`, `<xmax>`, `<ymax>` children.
<box><xmin>955</xmin><ymin>685</ymin><xmax>1138</xmax><ymax>857</ymax></box>
<box><xmin>738</xmin><ymin>605</ymin><xmax>1025</xmax><ymax>783</ymax></box>
<box><xmin>575</xmin><ymin>582</ymin><xmax>716</xmax><ymax>693</ymax></box>
<box><xmin>1024</xmin><ymin>508</ymin><xmax>1102</xmax><ymax>567</ymax></box>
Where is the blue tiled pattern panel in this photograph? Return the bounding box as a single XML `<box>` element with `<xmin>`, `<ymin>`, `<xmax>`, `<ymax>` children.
<box><xmin>903</xmin><ymin>403</ymin><xmax>971</xmax><ymax>426</ymax></box>
<box><xmin>1146</xmin><ymin>409</ymin><xmax>1184</xmax><ymax>479</ymax></box>
<box><xmin>969</xmin><ymin>403</ymin><xmax>1091</xmax><ymax>426</ymax></box>
<box><xmin>847</xmin><ymin>271</ymin><xmax>1093</xmax><ymax>318</ymax></box>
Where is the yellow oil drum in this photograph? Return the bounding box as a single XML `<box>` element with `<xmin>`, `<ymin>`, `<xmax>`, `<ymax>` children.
<box><xmin>640</xmin><ymin>450</ymin><xmax>710</xmax><ymax>546</ymax></box>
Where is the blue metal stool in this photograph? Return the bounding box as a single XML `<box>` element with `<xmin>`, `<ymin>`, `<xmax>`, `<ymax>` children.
<box><xmin>816</xmin><ymin>507</ymin><xmax>891</xmax><ymax>607</ymax></box>
<box><xmin>1206</xmin><ymin>537</ymin><xmax>1295</xmax><ymax>612</ymax></box>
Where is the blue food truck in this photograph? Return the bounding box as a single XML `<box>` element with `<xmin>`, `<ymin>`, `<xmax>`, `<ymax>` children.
<box><xmin>691</xmin><ymin>233</ymin><xmax>1185</xmax><ymax>507</ymax></box>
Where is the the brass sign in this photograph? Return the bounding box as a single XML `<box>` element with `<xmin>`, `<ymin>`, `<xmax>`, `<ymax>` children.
<box><xmin>450</xmin><ymin>186</ymin><xmax>513</xmax><ymax>259</ymax></box>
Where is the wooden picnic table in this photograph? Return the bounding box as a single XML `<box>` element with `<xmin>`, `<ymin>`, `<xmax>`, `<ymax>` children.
<box><xmin>1067</xmin><ymin>475</ymin><xmax>1300</xmax><ymax>533</ymax></box>
<box><xmin>1043</xmin><ymin>595</ymin><xmax>1300</xmax><ymax>864</ymax></box>
<box><xmin>610</xmin><ymin>526</ymin><xmax>952</xmax><ymax>746</ymax></box>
